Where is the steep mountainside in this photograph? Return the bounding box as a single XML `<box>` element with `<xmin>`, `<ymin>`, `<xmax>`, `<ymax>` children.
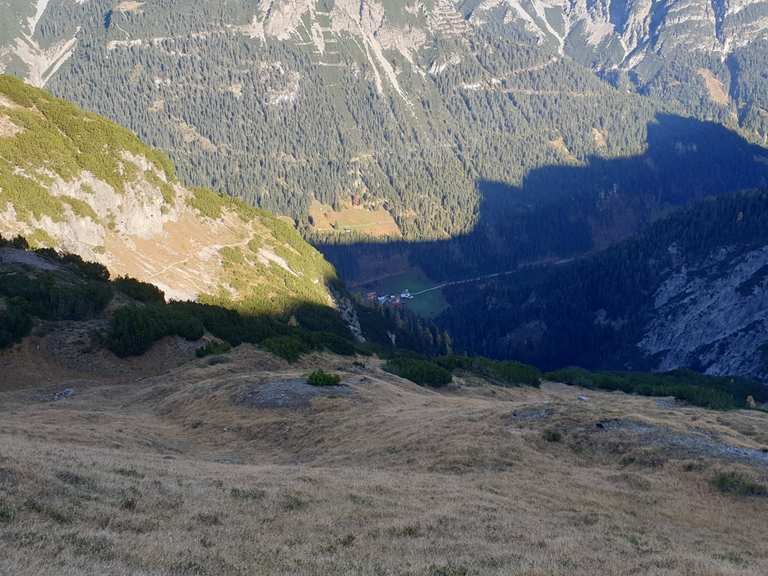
<box><xmin>466</xmin><ymin>0</ymin><xmax>768</xmax><ymax>70</ymax></box>
<box><xmin>0</xmin><ymin>1</ymin><xmax>764</xmax><ymax>262</ymax></box>
<box><xmin>473</xmin><ymin>0</ymin><xmax>768</xmax><ymax>140</ymax></box>
<box><xmin>0</xmin><ymin>0</ymin><xmax>678</xmax><ymax>239</ymax></box>
<box><xmin>0</xmin><ymin>74</ymin><xmax>335</xmax><ymax>312</ymax></box>
<box><xmin>439</xmin><ymin>190</ymin><xmax>768</xmax><ymax>381</ymax></box>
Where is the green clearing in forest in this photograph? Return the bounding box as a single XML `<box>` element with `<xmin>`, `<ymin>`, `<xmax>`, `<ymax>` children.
<box><xmin>363</xmin><ymin>268</ymin><xmax>448</xmax><ymax>318</ymax></box>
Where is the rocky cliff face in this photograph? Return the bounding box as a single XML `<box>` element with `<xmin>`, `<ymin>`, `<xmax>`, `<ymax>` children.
<box><xmin>467</xmin><ymin>0</ymin><xmax>768</xmax><ymax>65</ymax></box>
<box><xmin>639</xmin><ymin>244</ymin><xmax>768</xmax><ymax>380</ymax></box>
<box><xmin>6</xmin><ymin>0</ymin><xmax>765</xmax><ymax>84</ymax></box>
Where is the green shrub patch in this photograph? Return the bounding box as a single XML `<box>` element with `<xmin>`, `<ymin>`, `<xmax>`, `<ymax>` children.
<box><xmin>384</xmin><ymin>357</ymin><xmax>453</xmax><ymax>388</ymax></box>
<box><xmin>546</xmin><ymin>367</ymin><xmax>767</xmax><ymax>411</ymax></box>
<box><xmin>307</xmin><ymin>370</ymin><xmax>342</xmax><ymax>387</ymax></box>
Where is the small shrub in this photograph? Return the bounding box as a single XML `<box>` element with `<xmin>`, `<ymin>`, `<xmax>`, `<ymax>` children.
<box><xmin>206</xmin><ymin>355</ymin><xmax>231</xmax><ymax>366</ymax></box>
<box><xmin>303</xmin><ymin>331</ymin><xmax>356</xmax><ymax>356</ymax></box>
<box><xmin>230</xmin><ymin>487</ymin><xmax>266</xmax><ymax>500</ymax></box>
<box><xmin>479</xmin><ymin>359</ymin><xmax>541</xmax><ymax>387</ymax></box>
<box><xmin>0</xmin><ymin>303</ymin><xmax>32</xmax><ymax>350</ymax></box>
<box><xmin>1</xmin><ymin>235</ymin><xmax>29</xmax><ymax>250</ymax></box>
<box><xmin>307</xmin><ymin>370</ymin><xmax>342</xmax><ymax>387</ymax></box>
<box><xmin>712</xmin><ymin>471</ymin><xmax>768</xmax><ymax>497</ymax></box>
<box><xmin>196</xmin><ymin>340</ymin><xmax>231</xmax><ymax>358</ymax></box>
<box><xmin>59</xmin><ymin>253</ymin><xmax>110</xmax><ymax>282</ymax></box>
<box><xmin>0</xmin><ymin>268</ymin><xmax>113</xmax><ymax>322</ymax></box>
<box><xmin>543</xmin><ymin>429</ymin><xmax>563</xmax><ymax>443</ymax></box>
<box><xmin>0</xmin><ymin>499</ymin><xmax>16</xmax><ymax>523</ymax></box>
<box><xmin>195</xmin><ymin>512</ymin><xmax>222</xmax><ymax>526</ymax></box>
<box><xmin>294</xmin><ymin>304</ymin><xmax>350</xmax><ymax>338</ymax></box>
<box><xmin>283</xmin><ymin>493</ymin><xmax>308</xmax><ymax>511</ymax></box>
<box><xmin>434</xmin><ymin>355</ymin><xmax>476</xmax><ymax>371</ymax></box>
<box><xmin>112</xmin><ymin>467</ymin><xmax>145</xmax><ymax>479</ymax></box>
<box><xmin>435</xmin><ymin>355</ymin><xmax>541</xmax><ymax>387</ymax></box>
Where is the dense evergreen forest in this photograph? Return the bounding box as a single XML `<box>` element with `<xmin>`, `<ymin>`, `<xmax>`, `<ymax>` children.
<box><xmin>319</xmin><ymin>114</ymin><xmax>768</xmax><ymax>283</ymax></box>
<box><xmin>2</xmin><ymin>0</ymin><xmax>766</xmax><ymax>248</ymax></box>
<box><xmin>37</xmin><ymin>1</ymin><xmax>672</xmax><ymax>239</ymax></box>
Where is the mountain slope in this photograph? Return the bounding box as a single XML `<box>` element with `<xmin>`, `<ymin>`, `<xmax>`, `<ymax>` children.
<box><xmin>0</xmin><ymin>0</ymin><xmax>673</xmax><ymax>240</ymax></box>
<box><xmin>0</xmin><ymin>74</ymin><xmax>335</xmax><ymax>312</ymax></box>
<box><xmin>1</xmin><ymin>1</ymin><xmax>766</xmax><ymax>243</ymax></box>
<box><xmin>439</xmin><ymin>190</ymin><xmax>768</xmax><ymax>380</ymax></box>
<box><xmin>2</xmin><ymin>329</ymin><xmax>768</xmax><ymax>574</ymax></box>
<box><xmin>466</xmin><ymin>0</ymin><xmax>768</xmax><ymax>141</ymax></box>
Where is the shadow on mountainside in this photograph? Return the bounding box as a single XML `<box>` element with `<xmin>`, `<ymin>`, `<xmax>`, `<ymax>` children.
<box><xmin>318</xmin><ymin>113</ymin><xmax>768</xmax><ymax>285</ymax></box>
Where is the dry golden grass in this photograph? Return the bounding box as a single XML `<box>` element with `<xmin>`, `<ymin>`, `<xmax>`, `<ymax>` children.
<box><xmin>309</xmin><ymin>199</ymin><xmax>401</xmax><ymax>238</ymax></box>
<box><xmin>1</xmin><ymin>339</ymin><xmax>768</xmax><ymax>575</ymax></box>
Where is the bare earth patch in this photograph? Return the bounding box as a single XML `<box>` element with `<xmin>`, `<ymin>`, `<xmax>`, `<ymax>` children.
<box><xmin>592</xmin><ymin>126</ymin><xmax>607</xmax><ymax>148</ymax></box>
<box><xmin>116</xmin><ymin>1</ymin><xmax>145</xmax><ymax>13</ymax></box>
<box><xmin>104</xmin><ymin>211</ymin><xmax>244</xmax><ymax>301</ymax></box>
<box><xmin>0</xmin><ymin>114</ymin><xmax>23</xmax><ymax>137</ymax></box>
<box><xmin>175</xmin><ymin>119</ymin><xmax>217</xmax><ymax>152</ymax></box>
<box><xmin>0</xmin><ymin>95</ymin><xmax>22</xmax><ymax>109</ymax></box>
<box><xmin>309</xmin><ymin>199</ymin><xmax>401</xmax><ymax>237</ymax></box>
<box><xmin>698</xmin><ymin>68</ymin><xmax>730</xmax><ymax>106</ymax></box>
<box><xmin>235</xmin><ymin>378</ymin><xmax>353</xmax><ymax>409</ymax></box>
<box><xmin>549</xmin><ymin>136</ymin><xmax>578</xmax><ymax>162</ymax></box>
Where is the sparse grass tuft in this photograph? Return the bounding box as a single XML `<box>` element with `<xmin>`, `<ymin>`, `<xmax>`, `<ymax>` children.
<box><xmin>196</xmin><ymin>340</ymin><xmax>232</xmax><ymax>358</ymax></box>
<box><xmin>428</xmin><ymin>564</ymin><xmax>469</xmax><ymax>576</ymax></box>
<box><xmin>388</xmin><ymin>524</ymin><xmax>421</xmax><ymax>538</ymax></box>
<box><xmin>24</xmin><ymin>498</ymin><xmax>74</xmax><ymax>524</ymax></box>
<box><xmin>230</xmin><ymin>487</ymin><xmax>266</xmax><ymax>501</ymax></box>
<box><xmin>120</xmin><ymin>496</ymin><xmax>138</xmax><ymax>512</ymax></box>
<box><xmin>712</xmin><ymin>471</ymin><xmax>768</xmax><ymax>497</ymax></box>
<box><xmin>195</xmin><ymin>512</ymin><xmax>223</xmax><ymax>526</ymax></box>
<box><xmin>63</xmin><ymin>532</ymin><xmax>115</xmax><ymax>561</ymax></box>
<box><xmin>543</xmin><ymin>429</ymin><xmax>563</xmax><ymax>443</ymax></box>
<box><xmin>0</xmin><ymin>498</ymin><xmax>16</xmax><ymax>523</ymax></box>
<box><xmin>283</xmin><ymin>493</ymin><xmax>308</xmax><ymax>511</ymax></box>
<box><xmin>338</xmin><ymin>533</ymin><xmax>356</xmax><ymax>547</ymax></box>
<box><xmin>55</xmin><ymin>470</ymin><xmax>96</xmax><ymax>490</ymax></box>
<box><xmin>113</xmin><ymin>467</ymin><xmax>145</xmax><ymax>479</ymax></box>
